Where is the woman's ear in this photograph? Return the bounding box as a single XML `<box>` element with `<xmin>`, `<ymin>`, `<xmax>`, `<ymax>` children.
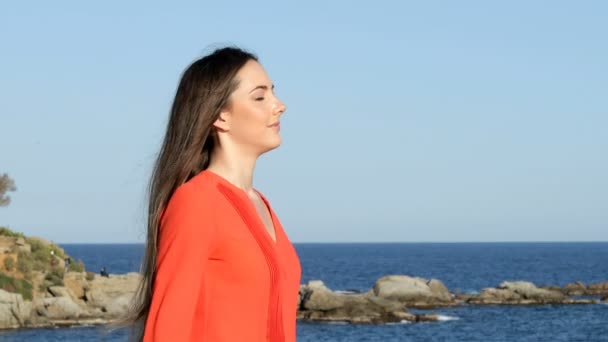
<box><xmin>212</xmin><ymin>109</ymin><xmax>231</xmax><ymax>132</ymax></box>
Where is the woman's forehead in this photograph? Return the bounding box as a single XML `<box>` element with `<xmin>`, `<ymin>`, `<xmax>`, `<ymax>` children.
<box><xmin>235</xmin><ymin>60</ymin><xmax>272</xmax><ymax>90</ymax></box>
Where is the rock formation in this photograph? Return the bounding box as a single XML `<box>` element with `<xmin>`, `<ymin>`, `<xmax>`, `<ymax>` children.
<box><xmin>297</xmin><ymin>279</ymin><xmax>441</xmax><ymax>324</ymax></box>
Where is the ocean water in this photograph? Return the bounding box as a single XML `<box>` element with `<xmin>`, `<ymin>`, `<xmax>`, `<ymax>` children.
<box><xmin>1</xmin><ymin>242</ymin><xmax>607</xmax><ymax>341</ymax></box>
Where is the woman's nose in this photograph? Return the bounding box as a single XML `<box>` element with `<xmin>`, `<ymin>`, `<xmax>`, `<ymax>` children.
<box><xmin>275</xmin><ymin>99</ymin><xmax>286</xmax><ymax>115</ymax></box>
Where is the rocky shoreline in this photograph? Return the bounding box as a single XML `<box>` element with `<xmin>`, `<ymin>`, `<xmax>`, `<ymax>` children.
<box><xmin>297</xmin><ymin>275</ymin><xmax>608</xmax><ymax>324</ymax></box>
<box><xmin>1</xmin><ymin>273</ymin><xmax>607</xmax><ymax>330</ymax></box>
<box><xmin>0</xmin><ymin>272</ymin><xmax>139</xmax><ymax>330</ymax></box>
<box><xmin>0</xmin><ymin>228</ymin><xmax>606</xmax><ymax>330</ymax></box>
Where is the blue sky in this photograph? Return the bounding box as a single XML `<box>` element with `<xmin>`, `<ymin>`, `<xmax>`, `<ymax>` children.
<box><xmin>1</xmin><ymin>1</ymin><xmax>606</xmax><ymax>243</ymax></box>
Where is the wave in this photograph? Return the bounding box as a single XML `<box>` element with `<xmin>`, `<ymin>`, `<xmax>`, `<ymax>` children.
<box><xmin>436</xmin><ymin>315</ymin><xmax>460</xmax><ymax>321</ymax></box>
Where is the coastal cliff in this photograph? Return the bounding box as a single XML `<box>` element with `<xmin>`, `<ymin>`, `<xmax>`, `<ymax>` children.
<box><xmin>0</xmin><ymin>227</ymin><xmax>139</xmax><ymax>329</ymax></box>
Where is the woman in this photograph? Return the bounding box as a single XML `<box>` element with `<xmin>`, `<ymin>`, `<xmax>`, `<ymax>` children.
<box><xmin>130</xmin><ymin>47</ymin><xmax>302</xmax><ymax>341</ymax></box>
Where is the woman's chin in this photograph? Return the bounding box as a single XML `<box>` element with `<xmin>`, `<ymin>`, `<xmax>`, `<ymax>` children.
<box><xmin>260</xmin><ymin>137</ymin><xmax>282</xmax><ymax>154</ymax></box>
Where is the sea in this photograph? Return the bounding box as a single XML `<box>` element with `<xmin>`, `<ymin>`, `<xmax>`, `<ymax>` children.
<box><xmin>0</xmin><ymin>242</ymin><xmax>606</xmax><ymax>341</ymax></box>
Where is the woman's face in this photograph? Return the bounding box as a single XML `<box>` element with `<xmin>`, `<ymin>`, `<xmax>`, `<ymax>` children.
<box><xmin>215</xmin><ymin>60</ymin><xmax>286</xmax><ymax>155</ymax></box>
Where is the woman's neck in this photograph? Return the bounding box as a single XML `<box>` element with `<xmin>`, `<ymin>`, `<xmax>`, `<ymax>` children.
<box><xmin>206</xmin><ymin>148</ymin><xmax>257</xmax><ymax>193</ymax></box>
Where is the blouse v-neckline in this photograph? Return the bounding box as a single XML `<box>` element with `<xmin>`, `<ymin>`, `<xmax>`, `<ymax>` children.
<box><xmin>203</xmin><ymin>169</ymin><xmax>280</xmax><ymax>247</ymax></box>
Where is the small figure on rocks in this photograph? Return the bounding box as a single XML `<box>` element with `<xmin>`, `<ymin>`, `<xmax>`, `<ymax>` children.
<box><xmin>64</xmin><ymin>257</ymin><xmax>71</xmax><ymax>274</ymax></box>
<box><xmin>100</xmin><ymin>266</ymin><xmax>109</xmax><ymax>277</ymax></box>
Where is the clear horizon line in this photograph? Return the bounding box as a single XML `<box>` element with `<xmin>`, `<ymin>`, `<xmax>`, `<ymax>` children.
<box><xmin>56</xmin><ymin>240</ymin><xmax>608</xmax><ymax>245</ymax></box>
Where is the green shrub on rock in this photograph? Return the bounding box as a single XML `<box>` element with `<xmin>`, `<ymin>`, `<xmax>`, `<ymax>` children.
<box><xmin>24</xmin><ymin>238</ymin><xmax>66</xmax><ymax>272</ymax></box>
<box><xmin>67</xmin><ymin>258</ymin><xmax>85</xmax><ymax>273</ymax></box>
<box><xmin>0</xmin><ymin>273</ymin><xmax>33</xmax><ymax>300</ymax></box>
<box><xmin>16</xmin><ymin>251</ymin><xmax>33</xmax><ymax>275</ymax></box>
<box><xmin>4</xmin><ymin>256</ymin><xmax>15</xmax><ymax>271</ymax></box>
<box><xmin>0</xmin><ymin>227</ymin><xmax>25</xmax><ymax>239</ymax></box>
<box><xmin>44</xmin><ymin>267</ymin><xmax>64</xmax><ymax>287</ymax></box>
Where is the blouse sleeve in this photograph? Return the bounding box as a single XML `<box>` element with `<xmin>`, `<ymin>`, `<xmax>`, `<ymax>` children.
<box><xmin>145</xmin><ymin>183</ymin><xmax>216</xmax><ymax>341</ymax></box>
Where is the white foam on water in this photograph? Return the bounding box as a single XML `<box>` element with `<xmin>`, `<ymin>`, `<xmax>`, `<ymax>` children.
<box><xmin>325</xmin><ymin>321</ymin><xmax>349</xmax><ymax>325</ymax></box>
<box><xmin>335</xmin><ymin>290</ymin><xmax>359</xmax><ymax>294</ymax></box>
<box><xmin>386</xmin><ymin>320</ymin><xmax>412</xmax><ymax>325</ymax></box>
<box><xmin>436</xmin><ymin>315</ymin><xmax>460</xmax><ymax>321</ymax></box>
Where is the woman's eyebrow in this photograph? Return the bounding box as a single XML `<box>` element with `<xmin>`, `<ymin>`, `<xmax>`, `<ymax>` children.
<box><xmin>249</xmin><ymin>84</ymin><xmax>275</xmax><ymax>94</ymax></box>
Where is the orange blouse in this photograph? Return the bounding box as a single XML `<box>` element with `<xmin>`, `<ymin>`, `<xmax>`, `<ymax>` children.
<box><xmin>143</xmin><ymin>170</ymin><xmax>302</xmax><ymax>341</ymax></box>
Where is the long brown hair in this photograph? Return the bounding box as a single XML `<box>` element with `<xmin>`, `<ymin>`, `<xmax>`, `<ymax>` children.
<box><xmin>126</xmin><ymin>46</ymin><xmax>257</xmax><ymax>340</ymax></box>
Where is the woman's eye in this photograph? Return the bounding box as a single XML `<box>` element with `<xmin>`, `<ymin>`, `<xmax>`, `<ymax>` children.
<box><xmin>255</xmin><ymin>97</ymin><xmax>265</xmax><ymax>101</ymax></box>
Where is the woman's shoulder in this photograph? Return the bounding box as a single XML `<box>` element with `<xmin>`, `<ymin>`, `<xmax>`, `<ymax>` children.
<box><xmin>171</xmin><ymin>170</ymin><xmax>223</xmax><ymax>205</ymax></box>
<box><xmin>160</xmin><ymin>171</ymin><xmax>223</xmax><ymax>230</ymax></box>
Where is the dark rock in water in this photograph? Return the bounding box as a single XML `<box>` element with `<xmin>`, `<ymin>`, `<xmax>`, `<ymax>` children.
<box><xmin>297</xmin><ymin>280</ymin><xmax>440</xmax><ymax>324</ymax></box>
<box><xmin>297</xmin><ymin>275</ymin><xmax>605</xmax><ymax>325</ymax></box>
<box><xmin>564</xmin><ymin>281</ymin><xmax>587</xmax><ymax>296</ymax></box>
<box><xmin>562</xmin><ymin>281</ymin><xmax>608</xmax><ymax>296</ymax></box>
<box><xmin>465</xmin><ymin>281</ymin><xmax>597</xmax><ymax>305</ymax></box>
<box><xmin>540</xmin><ymin>285</ymin><xmax>565</xmax><ymax>294</ymax></box>
<box><xmin>453</xmin><ymin>293</ymin><xmax>476</xmax><ymax>303</ymax></box>
<box><xmin>372</xmin><ymin>275</ymin><xmax>453</xmax><ymax>308</ymax></box>
<box><xmin>586</xmin><ymin>282</ymin><xmax>608</xmax><ymax>296</ymax></box>
<box><xmin>300</xmin><ymin>280</ymin><xmax>345</xmax><ymax>311</ymax></box>
<box><xmin>500</xmin><ymin>281</ymin><xmax>565</xmax><ymax>302</ymax></box>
